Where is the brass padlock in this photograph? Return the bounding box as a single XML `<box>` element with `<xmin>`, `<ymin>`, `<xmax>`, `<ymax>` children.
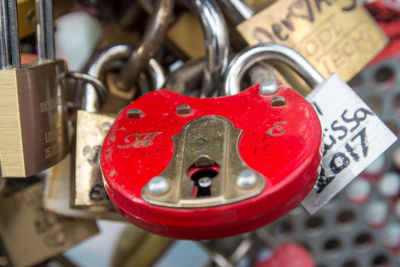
<box><xmin>72</xmin><ymin>45</ymin><xmax>166</xmax><ymax>216</ymax></box>
<box><xmin>44</xmin><ymin>70</ymin><xmax>122</xmax><ymax>220</ymax></box>
<box><xmin>0</xmin><ymin>0</ymin><xmax>68</xmax><ymax>177</ymax></box>
<box><xmin>232</xmin><ymin>0</ymin><xmax>388</xmax><ymax>82</ymax></box>
<box><xmin>0</xmin><ymin>181</ymin><xmax>99</xmax><ymax>267</ymax></box>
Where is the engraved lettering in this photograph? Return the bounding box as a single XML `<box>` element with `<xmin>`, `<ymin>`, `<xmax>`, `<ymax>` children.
<box><xmin>83</xmin><ymin>145</ymin><xmax>101</xmax><ymax>165</ymax></box>
<box><xmin>118</xmin><ymin>132</ymin><xmax>162</xmax><ymax>148</ymax></box>
<box><xmin>89</xmin><ymin>184</ymin><xmax>107</xmax><ymax>202</ymax></box>
<box><xmin>44</xmin><ymin>127</ymin><xmax>63</xmax><ymax>143</ymax></box>
<box><xmin>40</xmin><ymin>96</ymin><xmax>61</xmax><ymax>113</ymax></box>
<box><xmin>267</xmin><ymin>121</ymin><xmax>287</xmax><ymax>136</ymax></box>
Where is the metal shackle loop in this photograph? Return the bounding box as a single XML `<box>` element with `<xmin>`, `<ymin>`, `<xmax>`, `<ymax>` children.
<box><xmin>115</xmin><ymin>0</ymin><xmax>173</xmax><ymax>92</ymax></box>
<box><xmin>83</xmin><ymin>44</ymin><xmax>165</xmax><ymax>112</ymax></box>
<box><xmin>189</xmin><ymin>0</ymin><xmax>229</xmax><ymax>97</ymax></box>
<box><xmin>0</xmin><ymin>0</ymin><xmax>20</xmax><ymax>69</ymax></box>
<box><xmin>36</xmin><ymin>0</ymin><xmax>55</xmax><ymax>62</ymax></box>
<box><xmin>223</xmin><ymin>44</ymin><xmax>325</xmax><ymax>96</ymax></box>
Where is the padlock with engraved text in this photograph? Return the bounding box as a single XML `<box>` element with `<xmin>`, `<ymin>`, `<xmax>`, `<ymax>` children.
<box><xmin>100</xmin><ymin>48</ymin><xmax>323</xmax><ymax>240</ymax></box>
<box><xmin>43</xmin><ymin>70</ymin><xmax>123</xmax><ymax>220</ymax></box>
<box><xmin>0</xmin><ymin>0</ymin><xmax>68</xmax><ymax>177</ymax></box>
<box><xmin>66</xmin><ymin>44</ymin><xmax>166</xmax><ymax>218</ymax></box>
<box><xmin>217</xmin><ymin>0</ymin><xmax>388</xmax><ymax>94</ymax></box>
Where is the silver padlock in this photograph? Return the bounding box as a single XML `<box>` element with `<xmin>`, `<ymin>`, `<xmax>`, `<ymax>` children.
<box><xmin>224</xmin><ymin>43</ymin><xmax>397</xmax><ymax>213</ymax></box>
<box><xmin>0</xmin><ymin>0</ymin><xmax>68</xmax><ymax>177</ymax></box>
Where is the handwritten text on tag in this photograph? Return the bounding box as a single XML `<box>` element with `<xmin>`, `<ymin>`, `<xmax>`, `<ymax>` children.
<box><xmin>302</xmin><ymin>74</ymin><xmax>397</xmax><ymax>214</ymax></box>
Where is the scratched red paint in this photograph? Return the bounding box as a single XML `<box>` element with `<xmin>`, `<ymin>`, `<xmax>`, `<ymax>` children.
<box><xmin>100</xmin><ymin>84</ymin><xmax>322</xmax><ymax>239</ymax></box>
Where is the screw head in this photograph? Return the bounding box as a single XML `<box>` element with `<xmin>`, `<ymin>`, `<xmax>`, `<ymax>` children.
<box><xmin>271</xmin><ymin>96</ymin><xmax>286</xmax><ymax>106</ymax></box>
<box><xmin>176</xmin><ymin>104</ymin><xmax>192</xmax><ymax>115</ymax></box>
<box><xmin>127</xmin><ymin>109</ymin><xmax>142</xmax><ymax>119</ymax></box>
<box><xmin>236</xmin><ymin>170</ymin><xmax>258</xmax><ymax>189</ymax></box>
<box><xmin>198</xmin><ymin>177</ymin><xmax>212</xmax><ymax>188</ymax></box>
<box><xmin>259</xmin><ymin>80</ymin><xmax>278</xmax><ymax>95</ymax></box>
<box><xmin>147</xmin><ymin>176</ymin><xmax>170</xmax><ymax>195</ymax></box>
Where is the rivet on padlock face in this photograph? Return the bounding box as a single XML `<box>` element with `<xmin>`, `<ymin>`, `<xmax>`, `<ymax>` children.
<box><xmin>0</xmin><ymin>0</ymin><xmax>68</xmax><ymax>177</ymax></box>
<box><xmin>100</xmin><ymin>53</ymin><xmax>323</xmax><ymax>239</ymax></box>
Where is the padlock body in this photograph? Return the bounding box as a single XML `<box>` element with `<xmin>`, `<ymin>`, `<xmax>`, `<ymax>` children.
<box><xmin>101</xmin><ymin>84</ymin><xmax>322</xmax><ymax>239</ymax></box>
<box><xmin>0</xmin><ymin>60</ymin><xmax>69</xmax><ymax>177</ymax></box>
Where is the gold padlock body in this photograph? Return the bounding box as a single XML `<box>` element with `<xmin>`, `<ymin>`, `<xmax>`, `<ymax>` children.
<box><xmin>236</xmin><ymin>0</ymin><xmax>388</xmax><ymax>81</ymax></box>
<box><xmin>0</xmin><ymin>181</ymin><xmax>99</xmax><ymax>267</ymax></box>
<box><xmin>0</xmin><ymin>60</ymin><xmax>69</xmax><ymax>177</ymax></box>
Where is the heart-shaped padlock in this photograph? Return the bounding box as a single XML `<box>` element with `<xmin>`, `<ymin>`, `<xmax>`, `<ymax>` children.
<box><xmin>100</xmin><ymin>83</ymin><xmax>322</xmax><ymax>239</ymax></box>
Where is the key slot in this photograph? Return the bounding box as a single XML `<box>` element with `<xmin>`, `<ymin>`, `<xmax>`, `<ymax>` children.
<box><xmin>187</xmin><ymin>158</ymin><xmax>220</xmax><ymax>198</ymax></box>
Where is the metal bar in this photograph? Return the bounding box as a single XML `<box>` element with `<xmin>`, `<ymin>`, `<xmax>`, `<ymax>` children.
<box><xmin>216</xmin><ymin>0</ymin><xmax>254</xmax><ymax>25</ymax></box>
<box><xmin>36</xmin><ymin>0</ymin><xmax>55</xmax><ymax>61</ymax></box>
<box><xmin>115</xmin><ymin>0</ymin><xmax>174</xmax><ymax>92</ymax></box>
<box><xmin>224</xmin><ymin>44</ymin><xmax>325</xmax><ymax>96</ymax></box>
<box><xmin>0</xmin><ymin>0</ymin><xmax>20</xmax><ymax>69</ymax></box>
<box><xmin>189</xmin><ymin>0</ymin><xmax>229</xmax><ymax>97</ymax></box>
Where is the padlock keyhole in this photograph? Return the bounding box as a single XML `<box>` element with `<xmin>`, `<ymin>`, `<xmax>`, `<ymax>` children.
<box><xmin>187</xmin><ymin>157</ymin><xmax>220</xmax><ymax>197</ymax></box>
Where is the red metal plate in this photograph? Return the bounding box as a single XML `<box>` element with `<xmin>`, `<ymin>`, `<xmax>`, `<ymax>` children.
<box><xmin>100</xmin><ymin>84</ymin><xmax>322</xmax><ymax>239</ymax></box>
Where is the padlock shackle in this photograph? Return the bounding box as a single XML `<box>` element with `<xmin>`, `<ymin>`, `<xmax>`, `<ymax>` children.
<box><xmin>36</xmin><ymin>0</ymin><xmax>55</xmax><ymax>62</ymax></box>
<box><xmin>84</xmin><ymin>44</ymin><xmax>165</xmax><ymax>112</ymax></box>
<box><xmin>188</xmin><ymin>0</ymin><xmax>229</xmax><ymax>97</ymax></box>
<box><xmin>0</xmin><ymin>0</ymin><xmax>20</xmax><ymax>69</ymax></box>
<box><xmin>224</xmin><ymin>44</ymin><xmax>325</xmax><ymax>96</ymax></box>
<box><xmin>216</xmin><ymin>0</ymin><xmax>254</xmax><ymax>25</ymax></box>
<box><xmin>65</xmin><ymin>72</ymin><xmax>108</xmax><ymax>108</ymax></box>
<box><xmin>115</xmin><ymin>0</ymin><xmax>173</xmax><ymax>92</ymax></box>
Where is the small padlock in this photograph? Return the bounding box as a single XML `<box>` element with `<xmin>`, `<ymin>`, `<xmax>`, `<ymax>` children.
<box><xmin>44</xmin><ymin>71</ymin><xmax>122</xmax><ymax>220</ymax></box>
<box><xmin>100</xmin><ymin>45</ymin><xmax>323</xmax><ymax>240</ymax></box>
<box><xmin>0</xmin><ymin>0</ymin><xmax>68</xmax><ymax>177</ymax></box>
<box><xmin>73</xmin><ymin>44</ymin><xmax>166</xmax><ymax>215</ymax></box>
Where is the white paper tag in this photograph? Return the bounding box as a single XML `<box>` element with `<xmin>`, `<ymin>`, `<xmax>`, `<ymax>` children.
<box><xmin>301</xmin><ymin>74</ymin><xmax>397</xmax><ymax>214</ymax></box>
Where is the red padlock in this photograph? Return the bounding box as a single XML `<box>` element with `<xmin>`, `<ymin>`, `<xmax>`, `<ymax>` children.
<box><xmin>100</xmin><ymin>83</ymin><xmax>322</xmax><ymax>239</ymax></box>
